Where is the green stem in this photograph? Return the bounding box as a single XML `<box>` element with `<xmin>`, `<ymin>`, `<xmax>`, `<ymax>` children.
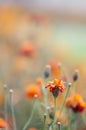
<box><xmin>43</xmin><ymin>114</ymin><xmax>47</xmax><ymax>130</ymax></box>
<box><xmin>3</xmin><ymin>84</ymin><xmax>9</xmax><ymax>130</ymax></box>
<box><xmin>54</xmin><ymin>97</ymin><xmax>56</xmax><ymax>121</ymax></box>
<box><xmin>23</xmin><ymin>100</ymin><xmax>37</xmax><ymax>130</ymax></box>
<box><xmin>55</xmin><ymin>84</ymin><xmax>71</xmax><ymax>123</ymax></box>
<box><xmin>57</xmin><ymin>122</ymin><xmax>61</xmax><ymax>130</ymax></box>
<box><xmin>9</xmin><ymin>90</ymin><xmax>17</xmax><ymax>130</ymax></box>
<box><xmin>49</xmin><ymin>120</ymin><xmax>53</xmax><ymax>130</ymax></box>
<box><xmin>41</xmin><ymin>80</ymin><xmax>48</xmax><ymax>107</ymax></box>
<box><xmin>69</xmin><ymin>112</ymin><xmax>76</xmax><ymax>130</ymax></box>
<box><xmin>71</xmin><ymin>81</ymin><xmax>76</xmax><ymax>94</ymax></box>
<box><xmin>82</xmin><ymin>113</ymin><xmax>86</xmax><ymax>125</ymax></box>
<box><xmin>49</xmin><ymin>97</ymin><xmax>57</xmax><ymax>129</ymax></box>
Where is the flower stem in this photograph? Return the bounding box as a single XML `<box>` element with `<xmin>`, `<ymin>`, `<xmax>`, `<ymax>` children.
<box><xmin>57</xmin><ymin>122</ymin><xmax>61</xmax><ymax>130</ymax></box>
<box><xmin>55</xmin><ymin>83</ymin><xmax>71</xmax><ymax>123</ymax></box>
<box><xmin>9</xmin><ymin>89</ymin><xmax>17</xmax><ymax>130</ymax></box>
<box><xmin>49</xmin><ymin>97</ymin><xmax>57</xmax><ymax>129</ymax></box>
<box><xmin>23</xmin><ymin>99</ymin><xmax>37</xmax><ymax>130</ymax></box>
<box><xmin>42</xmin><ymin>113</ymin><xmax>47</xmax><ymax>130</ymax></box>
<box><xmin>71</xmin><ymin>81</ymin><xmax>77</xmax><ymax>94</ymax></box>
<box><xmin>54</xmin><ymin>97</ymin><xmax>56</xmax><ymax>121</ymax></box>
<box><xmin>3</xmin><ymin>84</ymin><xmax>9</xmax><ymax>130</ymax></box>
<box><xmin>69</xmin><ymin>112</ymin><xmax>76</xmax><ymax>130</ymax></box>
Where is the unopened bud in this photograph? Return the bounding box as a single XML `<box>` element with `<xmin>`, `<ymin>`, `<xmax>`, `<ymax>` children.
<box><xmin>57</xmin><ymin>122</ymin><xmax>61</xmax><ymax>130</ymax></box>
<box><xmin>49</xmin><ymin>107</ymin><xmax>54</xmax><ymax>119</ymax></box>
<box><xmin>3</xmin><ymin>84</ymin><xmax>7</xmax><ymax>89</ymax></box>
<box><xmin>44</xmin><ymin>113</ymin><xmax>47</xmax><ymax>118</ymax></box>
<box><xmin>44</xmin><ymin>65</ymin><xmax>51</xmax><ymax>78</ymax></box>
<box><xmin>73</xmin><ymin>70</ymin><xmax>79</xmax><ymax>81</ymax></box>
<box><xmin>46</xmin><ymin>106</ymin><xmax>50</xmax><ymax>110</ymax></box>
<box><xmin>68</xmin><ymin>83</ymin><xmax>71</xmax><ymax>87</ymax></box>
<box><xmin>9</xmin><ymin>89</ymin><xmax>13</xmax><ymax>94</ymax></box>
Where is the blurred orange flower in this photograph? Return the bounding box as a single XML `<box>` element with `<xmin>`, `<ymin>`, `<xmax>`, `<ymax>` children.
<box><xmin>36</xmin><ymin>77</ymin><xmax>43</xmax><ymax>86</ymax></box>
<box><xmin>25</xmin><ymin>84</ymin><xmax>42</xmax><ymax>100</ymax></box>
<box><xmin>48</xmin><ymin>60</ymin><xmax>60</xmax><ymax>78</ymax></box>
<box><xmin>0</xmin><ymin>118</ymin><xmax>6</xmax><ymax>128</ymax></box>
<box><xmin>28</xmin><ymin>128</ymin><xmax>37</xmax><ymax>130</ymax></box>
<box><xmin>18</xmin><ymin>42</ymin><xmax>36</xmax><ymax>57</ymax></box>
<box><xmin>45</xmin><ymin>79</ymin><xmax>65</xmax><ymax>97</ymax></box>
<box><xmin>66</xmin><ymin>94</ymin><xmax>86</xmax><ymax>113</ymax></box>
<box><xmin>31</xmin><ymin>14</ymin><xmax>46</xmax><ymax>24</ymax></box>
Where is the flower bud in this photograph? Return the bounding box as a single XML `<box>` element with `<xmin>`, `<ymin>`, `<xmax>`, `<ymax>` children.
<box><xmin>44</xmin><ymin>65</ymin><xmax>51</xmax><ymax>78</ymax></box>
<box><xmin>73</xmin><ymin>70</ymin><xmax>79</xmax><ymax>81</ymax></box>
<box><xmin>49</xmin><ymin>107</ymin><xmax>54</xmax><ymax>119</ymax></box>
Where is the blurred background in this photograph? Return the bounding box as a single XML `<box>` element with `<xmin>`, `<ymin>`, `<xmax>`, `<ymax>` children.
<box><xmin>0</xmin><ymin>0</ymin><xmax>86</xmax><ymax>98</ymax></box>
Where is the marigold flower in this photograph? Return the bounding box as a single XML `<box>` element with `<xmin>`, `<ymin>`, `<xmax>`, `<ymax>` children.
<box><xmin>25</xmin><ymin>84</ymin><xmax>42</xmax><ymax>100</ymax></box>
<box><xmin>45</xmin><ymin>79</ymin><xmax>65</xmax><ymax>97</ymax></box>
<box><xmin>18</xmin><ymin>42</ymin><xmax>36</xmax><ymax>57</ymax></box>
<box><xmin>28</xmin><ymin>128</ymin><xmax>37</xmax><ymax>130</ymax></box>
<box><xmin>66</xmin><ymin>94</ymin><xmax>86</xmax><ymax>113</ymax></box>
<box><xmin>0</xmin><ymin>118</ymin><xmax>6</xmax><ymax>128</ymax></box>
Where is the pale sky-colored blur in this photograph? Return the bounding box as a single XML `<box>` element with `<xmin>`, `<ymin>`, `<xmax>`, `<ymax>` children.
<box><xmin>0</xmin><ymin>0</ymin><xmax>86</xmax><ymax>16</ymax></box>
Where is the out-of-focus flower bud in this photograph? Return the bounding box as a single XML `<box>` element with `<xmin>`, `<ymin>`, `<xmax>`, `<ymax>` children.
<box><xmin>73</xmin><ymin>70</ymin><xmax>79</xmax><ymax>81</ymax></box>
<box><xmin>44</xmin><ymin>65</ymin><xmax>51</xmax><ymax>78</ymax></box>
<box><xmin>49</xmin><ymin>107</ymin><xmax>54</xmax><ymax>119</ymax></box>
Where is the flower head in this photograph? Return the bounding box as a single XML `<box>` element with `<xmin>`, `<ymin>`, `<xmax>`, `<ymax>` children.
<box><xmin>66</xmin><ymin>94</ymin><xmax>86</xmax><ymax>113</ymax></box>
<box><xmin>25</xmin><ymin>84</ymin><xmax>42</xmax><ymax>100</ymax></box>
<box><xmin>18</xmin><ymin>42</ymin><xmax>36</xmax><ymax>57</ymax></box>
<box><xmin>45</xmin><ymin>79</ymin><xmax>65</xmax><ymax>97</ymax></box>
<box><xmin>0</xmin><ymin>118</ymin><xmax>6</xmax><ymax>128</ymax></box>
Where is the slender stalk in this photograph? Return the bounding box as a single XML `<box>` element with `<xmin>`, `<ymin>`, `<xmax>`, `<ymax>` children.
<box><xmin>82</xmin><ymin>113</ymin><xmax>86</xmax><ymax>125</ymax></box>
<box><xmin>71</xmin><ymin>81</ymin><xmax>76</xmax><ymax>94</ymax></box>
<box><xmin>43</xmin><ymin>113</ymin><xmax>47</xmax><ymax>130</ymax></box>
<box><xmin>23</xmin><ymin>97</ymin><xmax>37</xmax><ymax>130</ymax></box>
<box><xmin>9</xmin><ymin>89</ymin><xmax>17</xmax><ymax>130</ymax></box>
<box><xmin>55</xmin><ymin>83</ymin><xmax>71</xmax><ymax>123</ymax></box>
<box><xmin>49</xmin><ymin>97</ymin><xmax>57</xmax><ymax>129</ymax></box>
<box><xmin>54</xmin><ymin>97</ymin><xmax>56</xmax><ymax>121</ymax></box>
<box><xmin>3</xmin><ymin>84</ymin><xmax>9</xmax><ymax>130</ymax></box>
<box><xmin>57</xmin><ymin>122</ymin><xmax>61</xmax><ymax>130</ymax></box>
<box><xmin>69</xmin><ymin>112</ymin><xmax>76</xmax><ymax>130</ymax></box>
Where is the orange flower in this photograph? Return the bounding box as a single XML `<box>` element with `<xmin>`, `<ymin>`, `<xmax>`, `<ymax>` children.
<box><xmin>48</xmin><ymin>60</ymin><xmax>60</xmax><ymax>78</ymax></box>
<box><xmin>45</xmin><ymin>79</ymin><xmax>65</xmax><ymax>97</ymax></box>
<box><xmin>0</xmin><ymin>118</ymin><xmax>6</xmax><ymax>128</ymax></box>
<box><xmin>31</xmin><ymin>14</ymin><xmax>46</xmax><ymax>24</ymax></box>
<box><xmin>36</xmin><ymin>77</ymin><xmax>43</xmax><ymax>86</ymax></box>
<box><xmin>28</xmin><ymin>128</ymin><xmax>37</xmax><ymax>130</ymax></box>
<box><xmin>18</xmin><ymin>42</ymin><xmax>36</xmax><ymax>57</ymax></box>
<box><xmin>66</xmin><ymin>94</ymin><xmax>86</xmax><ymax>113</ymax></box>
<box><xmin>25</xmin><ymin>84</ymin><xmax>42</xmax><ymax>100</ymax></box>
